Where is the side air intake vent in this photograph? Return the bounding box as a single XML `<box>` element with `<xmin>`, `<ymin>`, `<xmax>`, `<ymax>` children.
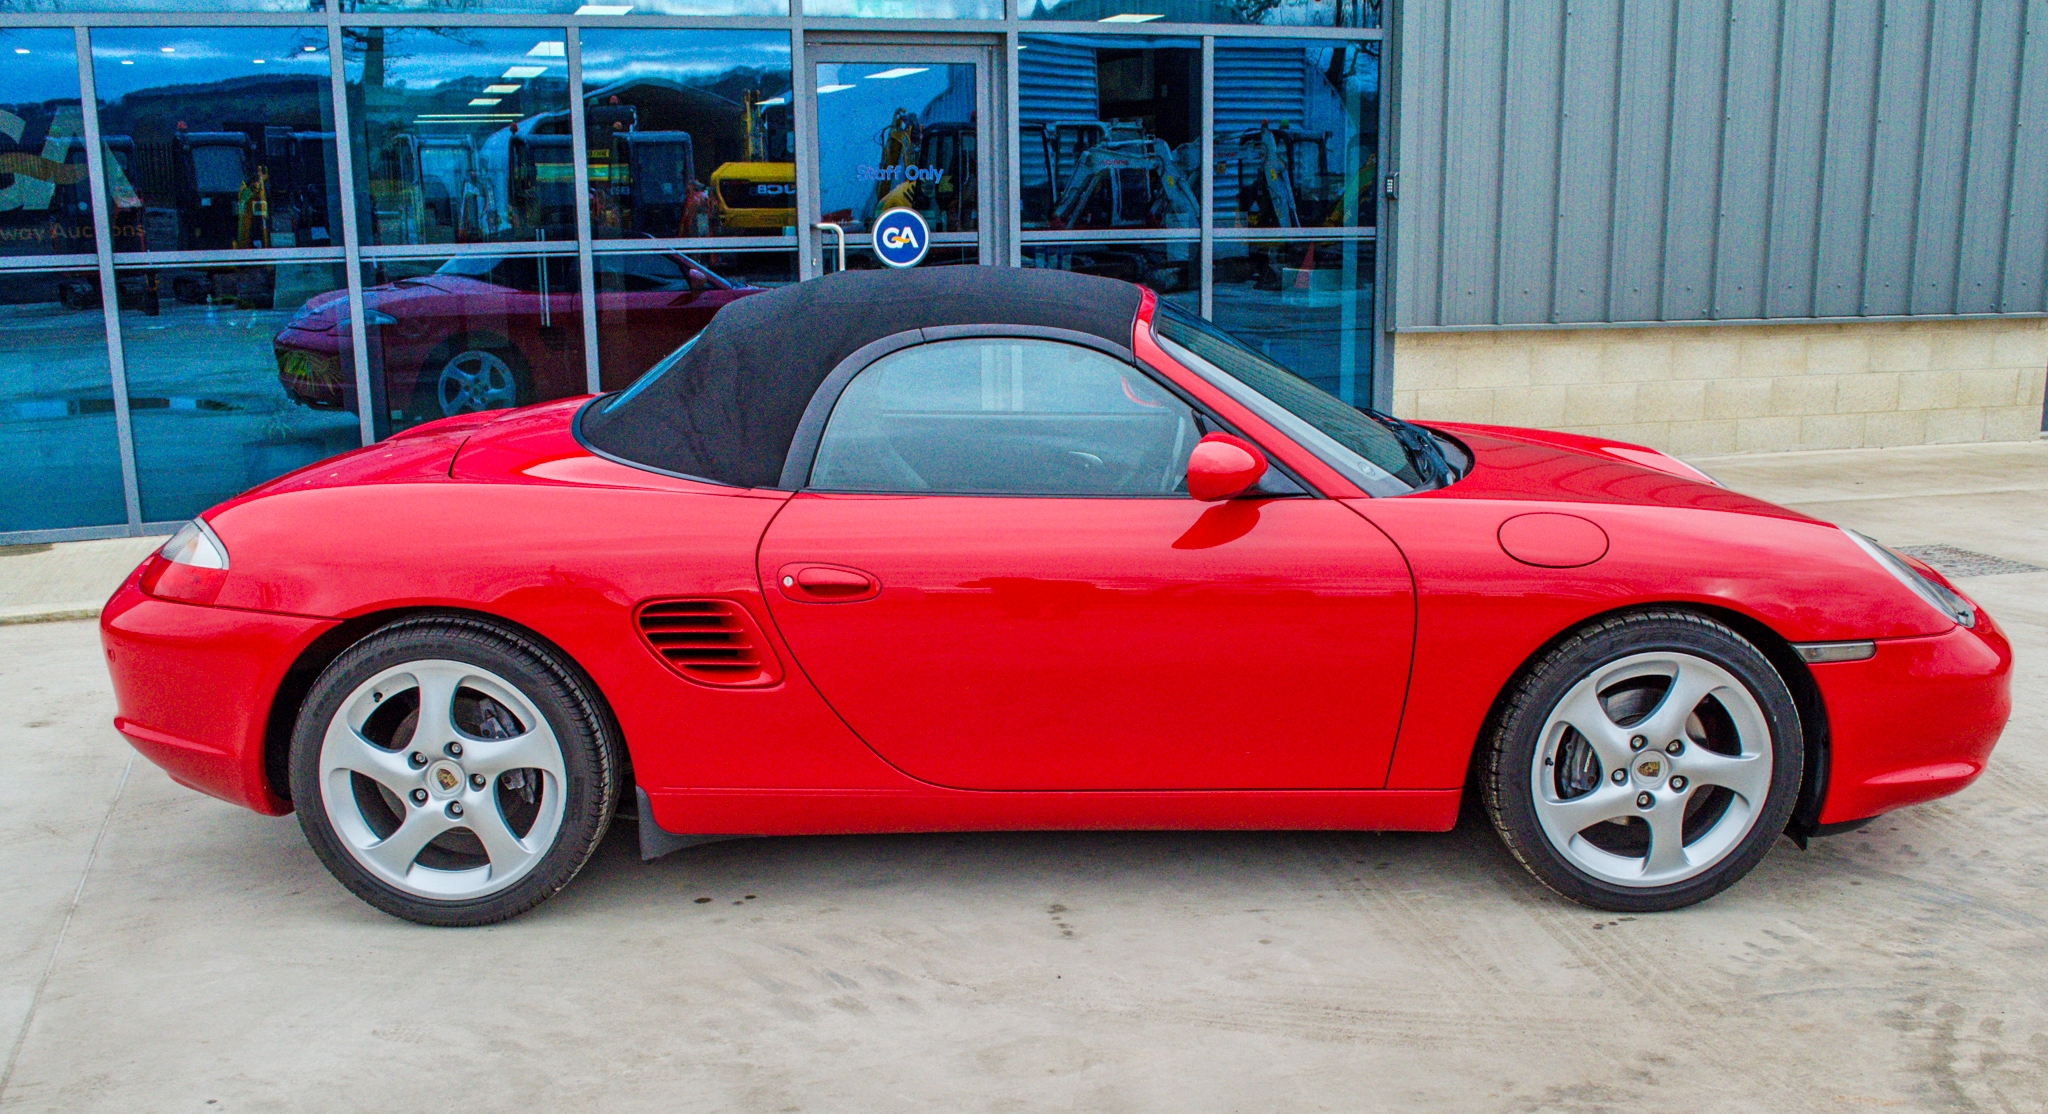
<box><xmin>633</xmin><ymin>599</ymin><xmax>782</xmax><ymax>688</ymax></box>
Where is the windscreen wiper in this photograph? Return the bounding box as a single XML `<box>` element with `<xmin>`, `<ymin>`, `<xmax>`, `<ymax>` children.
<box><xmin>1360</xmin><ymin>408</ymin><xmax>1454</xmax><ymax>489</ymax></box>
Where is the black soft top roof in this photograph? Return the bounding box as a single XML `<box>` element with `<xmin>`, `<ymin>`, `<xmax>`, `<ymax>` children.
<box><xmin>577</xmin><ymin>266</ymin><xmax>1144</xmax><ymax>488</ymax></box>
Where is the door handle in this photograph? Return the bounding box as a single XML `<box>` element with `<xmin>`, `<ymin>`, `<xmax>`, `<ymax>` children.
<box><xmin>777</xmin><ymin>563</ymin><xmax>880</xmax><ymax>603</ymax></box>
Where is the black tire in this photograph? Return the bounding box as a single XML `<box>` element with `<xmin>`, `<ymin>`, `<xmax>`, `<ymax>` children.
<box><xmin>1481</xmin><ymin>610</ymin><xmax>1804</xmax><ymax>912</ymax></box>
<box><xmin>289</xmin><ymin>614</ymin><xmax>620</xmax><ymax>926</ymax></box>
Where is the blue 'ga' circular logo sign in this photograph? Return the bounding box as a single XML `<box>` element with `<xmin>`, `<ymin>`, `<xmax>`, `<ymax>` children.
<box><xmin>871</xmin><ymin>208</ymin><xmax>929</xmax><ymax>268</ymax></box>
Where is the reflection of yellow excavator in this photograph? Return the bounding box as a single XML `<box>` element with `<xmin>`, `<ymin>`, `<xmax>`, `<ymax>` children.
<box><xmin>708</xmin><ymin>89</ymin><xmax>795</xmax><ymax>234</ymax></box>
<box><xmin>872</xmin><ymin>109</ymin><xmax>924</xmax><ymax>218</ymax></box>
<box><xmin>234</xmin><ymin>164</ymin><xmax>269</xmax><ymax>250</ymax></box>
<box><xmin>874</xmin><ymin>113</ymin><xmax>977</xmax><ymax>232</ymax></box>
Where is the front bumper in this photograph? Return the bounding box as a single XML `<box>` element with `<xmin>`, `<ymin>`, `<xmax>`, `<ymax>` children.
<box><xmin>1814</xmin><ymin>616</ymin><xmax>2013</xmax><ymax>824</ymax></box>
<box><xmin>101</xmin><ymin>568</ymin><xmax>336</xmax><ymax>816</ymax></box>
<box><xmin>275</xmin><ymin>329</ymin><xmax>353</xmax><ymax>412</ymax></box>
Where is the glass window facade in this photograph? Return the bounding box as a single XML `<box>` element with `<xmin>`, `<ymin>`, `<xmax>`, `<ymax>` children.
<box><xmin>120</xmin><ymin>261</ymin><xmax>358</xmax><ymax>521</ymax></box>
<box><xmin>1211</xmin><ymin>237</ymin><xmax>1372</xmax><ymax>403</ymax></box>
<box><xmin>579</xmin><ymin>31</ymin><xmax>792</xmax><ymax>241</ymax></box>
<box><xmin>0</xmin><ymin>8</ymin><xmax>1380</xmax><ymax>541</ymax></box>
<box><xmin>0</xmin><ymin>270</ymin><xmax>126</xmax><ymax>531</ymax></box>
<box><xmin>1020</xmin><ymin>35</ymin><xmax>1200</xmax><ymax>232</ymax></box>
<box><xmin>91</xmin><ymin>28</ymin><xmax>338</xmax><ymax>253</ymax></box>
<box><xmin>352</xmin><ymin>252</ymin><xmax>586</xmax><ymax>437</ymax></box>
<box><xmin>593</xmin><ymin>248</ymin><xmax>790</xmax><ymax>388</ymax></box>
<box><xmin>348</xmin><ymin>28</ymin><xmax>574</xmax><ymax>248</ymax></box>
<box><xmin>0</xmin><ymin>31</ymin><xmax>96</xmax><ymax>260</ymax></box>
<box><xmin>1024</xmin><ymin>0</ymin><xmax>1379</xmax><ymax>27</ymax></box>
<box><xmin>1212</xmin><ymin>39</ymin><xmax>1376</xmax><ymax>230</ymax></box>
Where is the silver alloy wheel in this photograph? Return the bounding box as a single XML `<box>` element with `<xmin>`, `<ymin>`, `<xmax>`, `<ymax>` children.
<box><xmin>436</xmin><ymin>349</ymin><xmax>517</xmax><ymax>415</ymax></box>
<box><xmin>318</xmin><ymin>659</ymin><xmax>567</xmax><ymax>900</ymax></box>
<box><xmin>1529</xmin><ymin>651</ymin><xmax>1774</xmax><ymax>888</ymax></box>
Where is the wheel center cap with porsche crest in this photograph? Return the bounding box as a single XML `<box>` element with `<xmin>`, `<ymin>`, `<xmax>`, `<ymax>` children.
<box><xmin>1633</xmin><ymin>755</ymin><xmax>1666</xmax><ymax>785</ymax></box>
<box><xmin>426</xmin><ymin>760</ymin><xmax>465</xmax><ymax>799</ymax></box>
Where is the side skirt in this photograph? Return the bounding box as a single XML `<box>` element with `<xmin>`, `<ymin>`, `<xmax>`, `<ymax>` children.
<box><xmin>640</xmin><ymin>787</ymin><xmax>1462</xmax><ymax>848</ymax></box>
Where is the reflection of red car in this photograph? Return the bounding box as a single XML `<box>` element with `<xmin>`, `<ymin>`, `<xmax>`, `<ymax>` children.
<box><xmin>274</xmin><ymin>251</ymin><xmax>758</xmax><ymax>420</ymax></box>
<box><xmin>111</xmin><ymin>268</ymin><xmax>2009</xmax><ymax>928</ymax></box>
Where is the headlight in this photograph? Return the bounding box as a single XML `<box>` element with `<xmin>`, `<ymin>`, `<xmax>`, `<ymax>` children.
<box><xmin>336</xmin><ymin>307</ymin><xmax>399</xmax><ymax>330</ymax></box>
<box><xmin>159</xmin><ymin>519</ymin><xmax>229</xmax><ymax>570</ymax></box>
<box><xmin>140</xmin><ymin>519</ymin><xmax>230</xmax><ymax>605</ymax></box>
<box><xmin>1843</xmin><ymin>528</ymin><xmax>1975</xmax><ymax>628</ymax></box>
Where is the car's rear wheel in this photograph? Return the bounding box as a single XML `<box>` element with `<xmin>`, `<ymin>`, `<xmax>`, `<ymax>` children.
<box><xmin>1482</xmin><ymin>611</ymin><xmax>1804</xmax><ymax>912</ymax></box>
<box><xmin>289</xmin><ymin>616</ymin><xmax>619</xmax><ymax>926</ymax></box>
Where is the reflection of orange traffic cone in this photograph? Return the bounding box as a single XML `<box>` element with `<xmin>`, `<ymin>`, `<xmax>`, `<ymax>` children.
<box><xmin>682</xmin><ymin>183</ymin><xmax>712</xmax><ymax>238</ymax></box>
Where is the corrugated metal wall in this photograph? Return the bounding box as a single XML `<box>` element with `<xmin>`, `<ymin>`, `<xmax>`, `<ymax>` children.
<box><xmin>1018</xmin><ymin>37</ymin><xmax>1101</xmax><ymax>198</ymax></box>
<box><xmin>1391</xmin><ymin>0</ymin><xmax>2048</xmax><ymax>329</ymax></box>
<box><xmin>1214</xmin><ymin>44</ymin><xmax>1310</xmax><ymax>140</ymax></box>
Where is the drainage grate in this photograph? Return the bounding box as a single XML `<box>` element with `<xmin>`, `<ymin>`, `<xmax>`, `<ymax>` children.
<box><xmin>1894</xmin><ymin>545</ymin><xmax>2046</xmax><ymax>578</ymax></box>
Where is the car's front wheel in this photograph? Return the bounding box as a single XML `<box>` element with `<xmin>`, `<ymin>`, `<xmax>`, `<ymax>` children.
<box><xmin>1482</xmin><ymin>611</ymin><xmax>1804</xmax><ymax>912</ymax></box>
<box><xmin>289</xmin><ymin>615</ymin><xmax>620</xmax><ymax>926</ymax></box>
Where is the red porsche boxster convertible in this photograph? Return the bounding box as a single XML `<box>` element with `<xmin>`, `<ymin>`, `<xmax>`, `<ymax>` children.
<box><xmin>103</xmin><ymin>268</ymin><xmax>2012</xmax><ymax>926</ymax></box>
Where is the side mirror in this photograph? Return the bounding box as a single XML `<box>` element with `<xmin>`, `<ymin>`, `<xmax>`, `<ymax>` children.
<box><xmin>1186</xmin><ymin>432</ymin><xmax>1269</xmax><ymax>501</ymax></box>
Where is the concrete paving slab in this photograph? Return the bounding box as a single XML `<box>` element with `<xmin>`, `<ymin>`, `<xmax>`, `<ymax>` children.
<box><xmin>0</xmin><ymin>538</ymin><xmax>162</xmax><ymax>625</ymax></box>
<box><xmin>0</xmin><ymin>446</ymin><xmax>2042</xmax><ymax>1112</ymax></box>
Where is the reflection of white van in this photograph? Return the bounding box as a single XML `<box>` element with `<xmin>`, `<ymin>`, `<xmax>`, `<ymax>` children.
<box><xmin>372</xmin><ymin>133</ymin><xmax>479</xmax><ymax>244</ymax></box>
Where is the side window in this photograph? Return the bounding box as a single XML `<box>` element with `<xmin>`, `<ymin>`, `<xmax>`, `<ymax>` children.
<box><xmin>809</xmin><ymin>337</ymin><xmax>1200</xmax><ymax>496</ymax></box>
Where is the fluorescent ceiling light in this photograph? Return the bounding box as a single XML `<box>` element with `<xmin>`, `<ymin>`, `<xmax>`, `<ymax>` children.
<box><xmin>303</xmin><ymin>45</ymin><xmax>318</xmax><ymax>51</ymax></box>
<box><xmin>575</xmin><ymin>3</ymin><xmax>633</xmax><ymax>11</ymax></box>
<box><xmin>253</xmin><ymin>58</ymin><xmax>266</xmax><ymax>64</ymax></box>
<box><xmin>1098</xmin><ymin>12</ymin><xmax>1163</xmax><ymax>19</ymax></box>
<box><xmin>503</xmin><ymin>65</ymin><xmax>546</xmax><ymax>79</ymax></box>
<box><xmin>866</xmin><ymin>67</ymin><xmax>929</xmax><ymax>80</ymax></box>
<box><xmin>756</xmin><ymin>95</ymin><xmax>788</xmax><ymax>106</ymax></box>
<box><xmin>13</xmin><ymin>49</ymin><xmax>28</xmax><ymax>54</ymax></box>
<box><xmin>160</xmin><ymin>46</ymin><xmax>175</xmax><ymax>51</ymax></box>
<box><xmin>417</xmin><ymin>113</ymin><xmax>522</xmax><ymax>120</ymax></box>
<box><xmin>527</xmin><ymin>41</ymin><xmax>566</xmax><ymax>57</ymax></box>
<box><xmin>468</xmin><ymin>97</ymin><xmax>502</xmax><ymax>106</ymax></box>
<box><xmin>815</xmin><ymin>83</ymin><xmax>855</xmax><ymax>94</ymax></box>
<box><xmin>120</xmin><ymin>59</ymin><xmax>133</xmax><ymax>65</ymax></box>
<box><xmin>483</xmin><ymin>84</ymin><xmax>521</xmax><ymax>93</ymax></box>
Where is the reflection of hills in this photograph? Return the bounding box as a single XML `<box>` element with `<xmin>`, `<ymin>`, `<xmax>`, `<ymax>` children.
<box><xmin>95</xmin><ymin>74</ymin><xmax>331</xmax><ymax>136</ymax></box>
<box><xmin>1027</xmin><ymin>0</ymin><xmax>1245</xmax><ymax>20</ymax></box>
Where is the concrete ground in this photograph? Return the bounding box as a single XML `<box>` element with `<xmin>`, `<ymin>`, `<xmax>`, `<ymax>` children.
<box><xmin>0</xmin><ymin>442</ymin><xmax>2043</xmax><ymax>1113</ymax></box>
<box><xmin>0</xmin><ymin>538</ymin><xmax>161</xmax><ymax>624</ymax></box>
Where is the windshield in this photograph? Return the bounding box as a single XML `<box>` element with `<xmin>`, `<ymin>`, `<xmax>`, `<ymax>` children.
<box><xmin>1150</xmin><ymin>302</ymin><xmax>1428</xmax><ymax>495</ymax></box>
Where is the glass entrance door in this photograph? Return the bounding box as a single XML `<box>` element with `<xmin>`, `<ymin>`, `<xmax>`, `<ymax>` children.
<box><xmin>800</xmin><ymin>42</ymin><xmax>998</xmax><ymax>274</ymax></box>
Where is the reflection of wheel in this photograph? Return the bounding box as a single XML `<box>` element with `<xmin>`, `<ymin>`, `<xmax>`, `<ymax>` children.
<box><xmin>289</xmin><ymin>616</ymin><xmax>621</xmax><ymax>927</ymax></box>
<box><xmin>56</xmin><ymin>280</ymin><xmax>97</xmax><ymax>311</ymax></box>
<box><xmin>1482</xmin><ymin>611</ymin><xmax>1803</xmax><ymax>912</ymax></box>
<box><xmin>418</xmin><ymin>338</ymin><xmax>532</xmax><ymax>419</ymax></box>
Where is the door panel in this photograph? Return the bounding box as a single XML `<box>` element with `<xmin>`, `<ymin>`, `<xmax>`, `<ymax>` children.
<box><xmin>759</xmin><ymin>493</ymin><xmax>1415</xmax><ymax>791</ymax></box>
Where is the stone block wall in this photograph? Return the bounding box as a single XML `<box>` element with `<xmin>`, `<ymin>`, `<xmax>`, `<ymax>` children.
<box><xmin>1388</xmin><ymin>317</ymin><xmax>2047</xmax><ymax>456</ymax></box>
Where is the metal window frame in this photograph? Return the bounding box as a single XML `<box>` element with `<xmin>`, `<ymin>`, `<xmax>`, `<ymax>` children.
<box><xmin>75</xmin><ymin>25</ymin><xmax>141</xmax><ymax>529</ymax></box>
<box><xmin>0</xmin><ymin>4</ymin><xmax>1384</xmax><ymax>544</ymax></box>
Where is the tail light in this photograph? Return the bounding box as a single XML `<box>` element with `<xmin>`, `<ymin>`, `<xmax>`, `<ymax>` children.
<box><xmin>139</xmin><ymin>519</ymin><xmax>230</xmax><ymax>606</ymax></box>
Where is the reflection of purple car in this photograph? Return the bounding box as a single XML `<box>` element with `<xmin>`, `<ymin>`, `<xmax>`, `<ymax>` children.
<box><xmin>274</xmin><ymin>252</ymin><xmax>758</xmax><ymax>419</ymax></box>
